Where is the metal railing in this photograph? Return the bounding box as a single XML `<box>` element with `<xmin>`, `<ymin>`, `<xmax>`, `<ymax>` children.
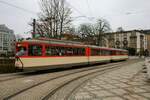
<box><xmin>15</xmin><ymin>56</ymin><xmax>24</xmax><ymax>71</ymax></box>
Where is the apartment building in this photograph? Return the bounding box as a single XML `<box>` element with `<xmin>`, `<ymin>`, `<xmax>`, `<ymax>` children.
<box><xmin>0</xmin><ymin>24</ymin><xmax>16</xmax><ymax>56</ymax></box>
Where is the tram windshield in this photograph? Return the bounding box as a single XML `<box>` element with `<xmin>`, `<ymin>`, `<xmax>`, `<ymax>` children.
<box><xmin>16</xmin><ymin>45</ymin><xmax>27</xmax><ymax>56</ymax></box>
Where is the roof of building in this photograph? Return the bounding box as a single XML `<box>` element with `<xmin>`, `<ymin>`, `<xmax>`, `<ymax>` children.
<box><xmin>105</xmin><ymin>29</ymin><xmax>150</xmax><ymax>35</ymax></box>
<box><xmin>0</xmin><ymin>24</ymin><xmax>14</xmax><ymax>33</ymax></box>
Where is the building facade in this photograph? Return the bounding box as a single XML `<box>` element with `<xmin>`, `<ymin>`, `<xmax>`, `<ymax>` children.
<box><xmin>105</xmin><ymin>30</ymin><xmax>150</xmax><ymax>55</ymax></box>
<box><xmin>0</xmin><ymin>24</ymin><xmax>16</xmax><ymax>56</ymax></box>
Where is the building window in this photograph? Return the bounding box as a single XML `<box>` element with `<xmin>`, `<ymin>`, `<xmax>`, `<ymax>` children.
<box><xmin>3</xmin><ymin>47</ymin><xmax>8</xmax><ymax>50</ymax></box>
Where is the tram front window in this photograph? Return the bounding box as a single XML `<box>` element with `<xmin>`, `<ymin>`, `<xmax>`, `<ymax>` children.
<box><xmin>28</xmin><ymin>45</ymin><xmax>42</xmax><ymax>56</ymax></box>
<box><xmin>16</xmin><ymin>46</ymin><xmax>27</xmax><ymax>56</ymax></box>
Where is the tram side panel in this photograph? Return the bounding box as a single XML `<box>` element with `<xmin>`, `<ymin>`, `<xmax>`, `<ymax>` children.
<box><xmin>111</xmin><ymin>55</ymin><xmax>128</xmax><ymax>61</ymax></box>
<box><xmin>89</xmin><ymin>56</ymin><xmax>111</xmax><ymax>64</ymax></box>
<box><xmin>111</xmin><ymin>50</ymin><xmax>128</xmax><ymax>61</ymax></box>
<box><xmin>88</xmin><ymin>48</ymin><xmax>111</xmax><ymax>64</ymax></box>
<box><xmin>16</xmin><ymin>56</ymin><xmax>89</xmax><ymax>70</ymax></box>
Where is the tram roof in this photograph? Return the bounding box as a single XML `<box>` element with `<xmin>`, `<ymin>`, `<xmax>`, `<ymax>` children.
<box><xmin>17</xmin><ymin>39</ymin><xmax>127</xmax><ymax>52</ymax></box>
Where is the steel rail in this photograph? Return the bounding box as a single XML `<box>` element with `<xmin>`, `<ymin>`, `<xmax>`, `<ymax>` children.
<box><xmin>3</xmin><ymin>61</ymin><xmax>129</xmax><ymax>100</ymax></box>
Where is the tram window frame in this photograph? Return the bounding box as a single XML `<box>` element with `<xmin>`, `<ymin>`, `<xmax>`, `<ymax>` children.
<box><xmin>28</xmin><ymin>44</ymin><xmax>43</xmax><ymax>56</ymax></box>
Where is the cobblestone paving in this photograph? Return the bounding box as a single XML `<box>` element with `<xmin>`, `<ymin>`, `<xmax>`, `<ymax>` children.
<box><xmin>69</xmin><ymin>62</ymin><xmax>150</xmax><ymax>100</ymax></box>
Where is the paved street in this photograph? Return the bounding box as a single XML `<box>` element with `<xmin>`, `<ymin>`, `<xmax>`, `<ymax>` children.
<box><xmin>1</xmin><ymin>59</ymin><xmax>150</xmax><ymax>100</ymax></box>
<box><xmin>69</xmin><ymin>61</ymin><xmax>150</xmax><ymax>100</ymax></box>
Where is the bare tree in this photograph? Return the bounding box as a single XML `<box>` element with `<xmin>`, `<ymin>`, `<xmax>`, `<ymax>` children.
<box><xmin>65</xmin><ymin>26</ymin><xmax>76</xmax><ymax>34</ymax></box>
<box><xmin>116</xmin><ymin>27</ymin><xmax>124</xmax><ymax>32</ymax></box>
<box><xmin>77</xmin><ymin>19</ymin><xmax>111</xmax><ymax>45</ymax></box>
<box><xmin>78</xmin><ymin>23</ymin><xmax>96</xmax><ymax>44</ymax></box>
<box><xmin>95</xmin><ymin>19</ymin><xmax>111</xmax><ymax>46</ymax></box>
<box><xmin>37</xmin><ymin>0</ymin><xmax>72</xmax><ymax>39</ymax></box>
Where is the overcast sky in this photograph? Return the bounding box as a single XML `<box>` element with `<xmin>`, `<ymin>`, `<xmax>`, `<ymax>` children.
<box><xmin>0</xmin><ymin>0</ymin><xmax>150</xmax><ymax>37</ymax></box>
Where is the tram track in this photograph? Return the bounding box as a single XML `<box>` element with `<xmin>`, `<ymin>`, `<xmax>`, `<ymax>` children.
<box><xmin>3</xmin><ymin>62</ymin><xmax>123</xmax><ymax>99</ymax></box>
<box><xmin>0</xmin><ymin>70</ymin><xmax>40</xmax><ymax>82</ymax></box>
<box><xmin>42</xmin><ymin>59</ymin><xmax>143</xmax><ymax>100</ymax></box>
<box><xmin>42</xmin><ymin>63</ymin><xmax>124</xmax><ymax>100</ymax></box>
<box><xmin>0</xmin><ymin>61</ymin><xmax>127</xmax><ymax>83</ymax></box>
<box><xmin>1</xmin><ymin>59</ymin><xmax>140</xmax><ymax>100</ymax></box>
<box><xmin>0</xmin><ymin>59</ymin><xmax>141</xmax><ymax>83</ymax></box>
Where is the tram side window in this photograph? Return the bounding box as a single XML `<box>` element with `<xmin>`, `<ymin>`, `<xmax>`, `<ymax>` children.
<box><xmin>101</xmin><ymin>50</ymin><xmax>110</xmax><ymax>56</ymax></box>
<box><xmin>65</xmin><ymin>47</ymin><xmax>73</xmax><ymax>56</ymax></box>
<box><xmin>60</xmin><ymin>47</ymin><xmax>66</xmax><ymax>56</ymax></box>
<box><xmin>124</xmin><ymin>51</ymin><xmax>127</xmax><ymax>55</ymax></box>
<box><xmin>45</xmin><ymin>46</ymin><xmax>60</xmax><ymax>56</ymax></box>
<box><xmin>106</xmin><ymin>50</ymin><xmax>110</xmax><ymax>55</ymax></box>
<box><xmin>62</xmin><ymin>47</ymin><xmax>85</xmax><ymax>56</ymax></box>
<box><xmin>91</xmin><ymin>49</ymin><xmax>96</xmax><ymax>56</ymax></box>
<box><xmin>75</xmin><ymin>48</ymin><xmax>84</xmax><ymax>56</ymax></box>
<box><xmin>101</xmin><ymin>50</ymin><xmax>104</xmax><ymax>56</ymax></box>
<box><xmin>45</xmin><ymin>46</ymin><xmax>52</xmax><ymax>56</ymax></box>
<box><xmin>111</xmin><ymin>51</ymin><xmax>116</xmax><ymax>55</ymax></box>
<box><xmin>91</xmin><ymin>49</ymin><xmax>101</xmax><ymax>56</ymax></box>
<box><xmin>122</xmin><ymin>51</ymin><xmax>127</xmax><ymax>55</ymax></box>
<box><xmin>120</xmin><ymin>51</ymin><xmax>122</xmax><ymax>55</ymax></box>
<box><xmin>45</xmin><ymin>46</ymin><xmax>85</xmax><ymax>56</ymax></box>
<box><xmin>116</xmin><ymin>51</ymin><xmax>121</xmax><ymax>55</ymax></box>
<box><xmin>28</xmin><ymin>45</ymin><xmax>42</xmax><ymax>56</ymax></box>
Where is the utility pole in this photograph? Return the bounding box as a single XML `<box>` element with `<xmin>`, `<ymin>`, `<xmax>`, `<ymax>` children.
<box><xmin>32</xmin><ymin>19</ymin><xmax>36</xmax><ymax>38</ymax></box>
<box><xmin>98</xmin><ymin>29</ymin><xmax>102</xmax><ymax>46</ymax></box>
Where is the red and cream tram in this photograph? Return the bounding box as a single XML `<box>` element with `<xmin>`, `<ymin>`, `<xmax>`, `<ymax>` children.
<box><xmin>15</xmin><ymin>39</ymin><xmax>128</xmax><ymax>70</ymax></box>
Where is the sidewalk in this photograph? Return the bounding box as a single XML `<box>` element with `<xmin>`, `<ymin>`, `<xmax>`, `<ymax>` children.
<box><xmin>70</xmin><ymin>61</ymin><xmax>150</xmax><ymax>100</ymax></box>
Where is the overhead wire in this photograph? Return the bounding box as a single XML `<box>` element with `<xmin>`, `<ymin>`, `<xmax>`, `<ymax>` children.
<box><xmin>0</xmin><ymin>0</ymin><xmax>37</xmax><ymax>15</ymax></box>
<box><xmin>65</xmin><ymin>0</ymin><xmax>87</xmax><ymax>17</ymax></box>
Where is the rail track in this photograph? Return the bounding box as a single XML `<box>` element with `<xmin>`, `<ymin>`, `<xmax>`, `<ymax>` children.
<box><xmin>0</xmin><ymin>59</ymin><xmax>140</xmax><ymax>83</ymax></box>
<box><xmin>43</xmin><ymin>63</ymin><xmax>123</xmax><ymax>100</ymax></box>
<box><xmin>42</xmin><ymin>60</ymin><xmax>142</xmax><ymax>100</ymax></box>
<box><xmin>0</xmin><ymin>61</ymin><xmax>127</xmax><ymax>82</ymax></box>
<box><xmin>0</xmin><ymin>59</ymin><xmax>142</xmax><ymax>100</ymax></box>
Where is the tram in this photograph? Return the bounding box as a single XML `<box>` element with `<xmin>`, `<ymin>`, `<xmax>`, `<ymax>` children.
<box><xmin>15</xmin><ymin>39</ymin><xmax>128</xmax><ymax>70</ymax></box>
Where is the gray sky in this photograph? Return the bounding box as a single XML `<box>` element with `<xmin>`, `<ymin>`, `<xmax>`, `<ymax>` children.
<box><xmin>0</xmin><ymin>0</ymin><xmax>150</xmax><ymax>37</ymax></box>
